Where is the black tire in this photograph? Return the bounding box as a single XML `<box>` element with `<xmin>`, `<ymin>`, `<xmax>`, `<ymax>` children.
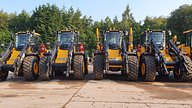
<box><xmin>174</xmin><ymin>56</ymin><xmax>192</xmax><ymax>81</ymax></box>
<box><xmin>140</xmin><ymin>55</ymin><xmax>156</xmax><ymax>81</ymax></box>
<box><xmin>39</xmin><ymin>56</ymin><xmax>52</xmax><ymax>81</ymax></box>
<box><xmin>0</xmin><ymin>70</ymin><xmax>8</xmax><ymax>81</ymax></box>
<box><xmin>127</xmin><ymin>56</ymin><xmax>139</xmax><ymax>81</ymax></box>
<box><xmin>73</xmin><ymin>55</ymin><xmax>84</xmax><ymax>80</ymax></box>
<box><xmin>84</xmin><ymin>56</ymin><xmax>88</xmax><ymax>75</ymax></box>
<box><xmin>23</xmin><ymin>56</ymin><xmax>39</xmax><ymax>81</ymax></box>
<box><xmin>93</xmin><ymin>55</ymin><xmax>104</xmax><ymax>80</ymax></box>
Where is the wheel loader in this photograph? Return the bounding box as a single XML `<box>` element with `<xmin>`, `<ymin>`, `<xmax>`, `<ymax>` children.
<box><xmin>176</xmin><ymin>30</ymin><xmax>192</xmax><ymax>59</ymax></box>
<box><xmin>39</xmin><ymin>30</ymin><xmax>88</xmax><ymax>80</ymax></box>
<box><xmin>137</xmin><ymin>30</ymin><xmax>192</xmax><ymax>81</ymax></box>
<box><xmin>0</xmin><ymin>31</ymin><xmax>46</xmax><ymax>81</ymax></box>
<box><xmin>93</xmin><ymin>28</ymin><xmax>138</xmax><ymax>81</ymax></box>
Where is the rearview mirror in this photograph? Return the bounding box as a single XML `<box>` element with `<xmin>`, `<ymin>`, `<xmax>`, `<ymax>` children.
<box><xmin>124</xmin><ymin>31</ymin><xmax>128</xmax><ymax>36</ymax></box>
<box><xmin>168</xmin><ymin>31</ymin><xmax>172</xmax><ymax>36</ymax></box>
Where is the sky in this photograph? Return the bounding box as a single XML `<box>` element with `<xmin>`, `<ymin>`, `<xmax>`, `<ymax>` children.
<box><xmin>0</xmin><ymin>0</ymin><xmax>192</xmax><ymax>22</ymax></box>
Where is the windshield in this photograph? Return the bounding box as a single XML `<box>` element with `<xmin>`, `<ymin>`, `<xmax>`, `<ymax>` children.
<box><xmin>15</xmin><ymin>34</ymin><xmax>31</xmax><ymax>49</ymax></box>
<box><xmin>58</xmin><ymin>32</ymin><xmax>74</xmax><ymax>45</ymax></box>
<box><xmin>186</xmin><ymin>33</ymin><xmax>192</xmax><ymax>47</ymax></box>
<box><xmin>148</xmin><ymin>32</ymin><xmax>165</xmax><ymax>46</ymax></box>
<box><xmin>104</xmin><ymin>32</ymin><xmax>122</xmax><ymax>46</ymax></box>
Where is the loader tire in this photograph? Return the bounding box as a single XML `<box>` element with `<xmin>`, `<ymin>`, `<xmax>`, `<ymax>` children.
<box><xmin>140</xmin><ymin>55</ymin><xmax>156</xmax><ymax>81</ymax></box>
<box><xmin>127</xmin><ymin>56</ymin><xmax>138</xmax><ymax>81</ymax></box>
<box><xmin>84</xmin><ymin>56</ymin><xmax>88</xmax><ymax>75</ymax></box>
<box><xmin>93</xmin><ymin>55</ymin><xmax>104</xmax><ymax>80</ymax></box>
<box><xmin>73</xmin><ymin>55</ymin><xmax>84</xmax><ymax>80</ymax></box>
<box><xmin>23</xmin><ymin>56</ymin><xmax>39</xmax><ymax>81</ymax></box>
<box><xmin>0</xmin><ymin>70</ymin><xmax>8</xmax><ymax>81</ymax></box>
<box><xmin>39</xmin><ymin>56</ymin><xmax>51</xmax><ymax>81</ymax></box>
<box><xmin>174</xmin><ymin>56</ymin><xmax>192</xmax><ymax>81</ymax></box>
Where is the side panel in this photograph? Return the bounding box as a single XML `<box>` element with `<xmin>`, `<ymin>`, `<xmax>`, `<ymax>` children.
<box><xmin>6</xmin><ymin>49</ymin><xmax>20</xmax><ymax>65</ymax></box>
<box><xmin>107</xmin><ymin>49</ymin><xmax>123</xmax><ymax>68</ymax></box>
<box><xmin>140</xmin><ymin>46</ymin><xmax>146</xmax><ymax>54</ymax></box>
<box><xmin>107</xmin><ymin>49</ymin><xmax>122</xmax><ymax>61</ymax></box>
<box><xmin>160</xmin><ymin>50</ymin><xmax>174</xmax><ymax>62</ymax></box>
<box><xmin>181</xmin><ymin>46</ymin><xmax>191</xmax><ymax>56</ymax></box>
<box><xmin>55</xmin><ymin>48</ymin><xmax>68</xmax><ymax>64</ymax></box>
<box><xmin>137</xmin><ymin>46</ymin><xmax>146</xmax><ymax>62</ymax></box>
<box><xmin>160</xmin><ymin>50</ymin><xmax>174</xmax><ymax>69</ymax></box>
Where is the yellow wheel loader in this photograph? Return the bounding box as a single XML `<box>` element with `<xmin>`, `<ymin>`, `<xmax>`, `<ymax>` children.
<box><xmin>0</xmin><ymin>31</ymin><xmax>45</xmax><ymax>81</ymax></box>
<box><xmin>39</xmin><ymin>30</ymin><xmax>88</xmax><ymax>80</ymax></box>
<box><xmin>176</xmin><ymin>30</ymin><xmax>192</xmax><ymax>59</ymax></box>
<box><xmin>93</xmin><ymin>28</ymin><xmax>138</xmax><ymax>81</ymax></box>
<box><xmin>137</xmin><ymin>30</ymin><xmax>192</xmax><ymax>81</ymax></box>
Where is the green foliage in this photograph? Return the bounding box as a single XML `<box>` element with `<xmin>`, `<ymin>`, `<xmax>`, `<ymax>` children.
<box><xmin>0</xmin><ymin>29</ymin><xmax>10</xmax><ymax>53</ymax></box>
<box><xmin>9</xmin><ymin>10</ymin><xmax>30</xmax><ymax>32</ymax></box>
<box><xmin>167</xmin><ymin>4</ymin><xmax>192</xmax><ymax>42</ymax></box>
<box><xmin>30</xmin><ymin>3</ymin><xmax>63</xmax><ymax>43</ymax></box>
<box><xmin>0</xmin><ymin>3</ymin><xmax>192</xmax><ymax>55</ymax></box>
<box><xmin>120</xmin><ymin>5</ymin><xmax>133</xmax><ymax>30</ymax></box>
<box><xmin>0</xmin><ymin>10</ymin><xmax>9</xmax><ymax>30</ymax></box>
<box><xmin>92</xmin><ymin>5</ymin><xmax>142</xmax><ymax>45</ymax></box>
<box><xmin>142</xmin><ymin>16</ymin><xmax>167</xmax><ymax>30</ymax></box>
<box><xmin>0</xmin><ymin>10</ymin><xmax>11</xmax><ymax>52</ymax></box>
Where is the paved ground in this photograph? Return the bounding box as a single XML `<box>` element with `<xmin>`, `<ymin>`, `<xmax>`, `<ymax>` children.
<box><xmin>0</xmin><ymin>65</ymin><xmax>192</xmax><ymax>108</ymax></box>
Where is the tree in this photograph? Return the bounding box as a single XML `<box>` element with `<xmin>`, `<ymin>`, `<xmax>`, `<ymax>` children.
<box><xmin>81</xmin><ymin>16</ymin><xmax>95</xmax><ymax>56</ymax></box>
<box><xmin>30</xmin><ymin>4</ymin><xmax>63</xmax><ymax>43</ymax></box>
<box><xmin>0</xmin><ymin>10</ymin><xmax>10</xmax><ymax>52</ymax></box>
<box><xmin>113</xmin><ymin>16</ymin><xmax>120</xmax><ymax>29</ymax></box>
<box><xmin>167</xmin><ymin>4</ymin><xmax>192</xmax><ymax>42</ymax></box>
<box><xmin>0</xmin><ymin>10</ymin><xmax>9</xmax><ymax>30</ymax></box>
<box><xmin>120</xmin><ymin>5</ymin><xmax>134</xmax><ymax>30</ymax></box>
<box><xmin>9</xmin><ymin>10</ymin><xmax>30</xmax><ymax>32</ymax></box>
<box><xmin>142</xmin><ymin>16</ymin><xmax>167</xmax><ymax>30</ymax></box>
<box><xmin>120</xmin><ymin>5</ymin><xmax>142</xmax><ymax>45</ymax></box>
<box><xmin>104</xmin><ymin>16</ymin><xmax>113</xmax><ymax>29</ymax></box>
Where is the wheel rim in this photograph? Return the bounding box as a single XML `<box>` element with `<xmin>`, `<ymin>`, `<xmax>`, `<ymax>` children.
<box><xmin>33</xmin><ymin>62</ymin><xmax>38</xmax><ymax>74</ymax></box>
<box><xmin>141</xmin><ymin>63</ymin><xmax>146</xmax><ymax>76</ymax></box>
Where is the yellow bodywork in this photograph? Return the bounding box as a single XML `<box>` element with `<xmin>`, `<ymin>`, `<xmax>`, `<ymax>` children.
<box><xmin>128</xmin><ymin>27</ymin><xmax>133</xmax><ymax>52</ymax></box>
<box><xmin>160</xmin><ymin>50</ymin><xmax>174</xmax><ymax>69</ymax></box>
<box><xmin>137</xmin><ymin>46</ymin><xmax>146</xmax><ymax>62</ymax></box>
<box><xmin>178</xmin><ymin>44</ymin><xmax>191</xmax><ymax>57</ymax></box>
<box><xmin>107</xmin><ymin>49</ymin><xmax>123</xmax><ymax>68</ymax></box>
<box><xmin>182</xmin><ymin>30</ymin><xmax>192</xmax><ymax>58</ymax></box>
<box><xmin>55</xmin><ymin>48</ymin><xmax>68</xmax><ymax>64</ymax></box>
<box><xmin>6</xmin><ymin>48</ymin><xmax>20</xmax><ymax>65</ymax></box>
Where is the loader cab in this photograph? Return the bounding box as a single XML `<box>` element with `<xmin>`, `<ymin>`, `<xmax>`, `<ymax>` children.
<box><xmin>184</xmin><ymin>30</ymin><xmax>192</xmax><ymax>48</ymax></box>
<box><xmin>183</xmin><ymin>30</ymin><xmax>192</xmax><ymax>57</ymax></box>
<box><xmin>15</xmin><ymin>33</ymin><xmax>31</xmax><ymax>51</ymax></box>
<box><xmin>104</xmin><ymin>31</ymin><xmax>123</xmax><ymax>50</ymax></box>
<box><xmin>145</xmin><ymin>31</ymin><xmax>166</xmax><ymax>50</ymax></box>
<box><xmin>57</xmin><ymin>31</ymin><xmax>75</xmax><ymax>50</ymax></box>
<box><xmin>15</xmin><ymin>32</ymin><xmax>40</xmax><ymax>51</ymax></box>
<box><xmin>139</xmin><ymin>31</ymin><xmax>166</xmax><ymax>54</ymax></box>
